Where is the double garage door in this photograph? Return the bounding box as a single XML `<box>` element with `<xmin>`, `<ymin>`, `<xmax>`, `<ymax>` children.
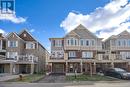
<box><xmin>52</xmin><ymin>63</ymin><xmax>65</xmax><ymax>74</ymax></box>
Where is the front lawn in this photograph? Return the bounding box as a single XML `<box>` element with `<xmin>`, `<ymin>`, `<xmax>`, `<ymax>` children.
<box><xmin>66</xmin><ymin>75</ymin><xmax>119</xmax><ymax>81</ymax></box>
<box><xmin>6</xmin><ymin>74</ymin><xmax>44</xmax><ymax>82</ymax></box>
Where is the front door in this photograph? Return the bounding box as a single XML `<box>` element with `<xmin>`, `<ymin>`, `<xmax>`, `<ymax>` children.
<box><xmin>0</xmin><ymin>64</ymin><xmax>4</xmax><ymax>73</ymax></box>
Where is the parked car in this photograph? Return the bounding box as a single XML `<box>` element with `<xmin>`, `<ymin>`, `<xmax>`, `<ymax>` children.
<box><xmin>104</xmin><ymin>68</ymin><xmax>130</xmax><ymax>80</ymax></box>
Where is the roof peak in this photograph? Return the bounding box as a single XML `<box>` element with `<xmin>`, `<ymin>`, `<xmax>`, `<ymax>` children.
<box><xmin>75</xmin><ymin>24</ymin><xmax>87</xmax><ymax>30</ymax></box>
<box><xmin>119</xmin><ymin>30</ymin><xmax>130</xmax><ymax>35</ymax></box>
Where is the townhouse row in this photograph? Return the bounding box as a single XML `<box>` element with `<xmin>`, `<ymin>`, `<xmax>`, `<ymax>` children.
<box><xmin>47</xmin><ymin>24</ymin><xmax>130</xmax><ymax>75</ymax></box>
<box><xmin>0</xmin><ymin>30</ymin><xmax>49</xmax><ymax>74</ymax></box>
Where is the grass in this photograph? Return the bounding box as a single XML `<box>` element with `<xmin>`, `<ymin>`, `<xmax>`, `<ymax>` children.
<box><xmin>6</xmin><ymin>74</ymin><xmax>44</xmax><ymax>82</ymax></box>
<box><xmin>66</xmin><ymin>74</ymin><xmax>119</xmax><ymax>81</ymax></box>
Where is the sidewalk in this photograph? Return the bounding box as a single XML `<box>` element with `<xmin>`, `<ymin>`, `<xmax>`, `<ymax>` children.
<box><xmin>0</xmin><ymin>74</ymin><xmax>27</xmax><ymax>82</ymax></box>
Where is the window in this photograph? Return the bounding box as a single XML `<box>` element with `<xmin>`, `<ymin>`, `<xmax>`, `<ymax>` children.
<box><xmin>23</xmin><ymin>34</ymin><xmax>26</xmax><ymax>37</ymax></box>
<box><xmin>51</xmin><ymin>51</ymin><xmax>64</xmax><ymax>58</ymax></box>
<box><xmin>128</xmin><ymin>40</ymin><xmax>130</xmax><ymax>46</ymax></box>
<box><xmin>68</xmin><ymin>51</ymin><xmax>76</xmax><ymax>57</ymax></box>
<box><xmin>117</xmin><ymin>40</ymin><xmax>121</xmax><ymax>46</ymax></box>
<box><xmin>117</xmin><ymin>39</ymin><xmax>127</xmax><ymax>46</ymax></box>
<box><xmin>82</xmin><ymin>52</ymin><xmax>93</xmax><ymax>58</ymax></box>
<box><xmin>120</xmin><ymin>52</ymin><xmax>130</xmax><ymax>59</ymax></box>
<box><xmin>80</xmin><ymin>39</ymin><xmax>84</xmax><ymax>46</ymax></box>
<box><xmin>123</xmin><ymin>39</ymin><xmax>126</xmax><ymax>46</ymax></box>
<box><xmin>70</xmin><ymin>38</ymin><xmax>73</xmax><ymax>45</ymax></box>
<box><xmin>26</xmin><ymin>42</ymin><xmax>35</xmax><ymax>49</ymax></box>
<box><xmin>85</xmin><ymin>40</ymin><xmax>89</xmax><ymax>46</ymax></box>
<box><xmin>52</xmin><ymin>40</ymin><xmax>62</xmax><ymax>47</ymax></box>
<box><xmin>8</xmin><ymin>41</ymin><xmax>18</xmax><ymax>47</ymax></box>
<box><xmin>7</xmin><ymin>52</ymin><xmax>17</xmax><ymax>59</ymax></box>
<box><xmin>67</xmin><ymin>38</ymin><xmax>78</xmax><ymax>46</ymax></box>
<box><xmin>67</xmin><ymin>40</ymin><xmax>70</xmax><ymax>46</ymax></box>
<box><xmin>91</xmin><ymin>40</ymin><xmax>95</xmax><ymax>46</ymax></box>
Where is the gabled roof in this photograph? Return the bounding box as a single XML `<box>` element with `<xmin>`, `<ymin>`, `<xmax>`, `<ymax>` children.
<box><xmin>19</xmin><ymin>29</ymin><xmax>36</xmax><ymax>41</ymax></box>
<box><xmin>105</xmin><ymin>30</ymin><xmax>130</xmax><ymax>41</ymax></box>
<box><xmin>65</xmin><ymin>24</ymin><xmax>98</xmax><ymax>39</ymax></box>
<box><xmin>6</xmin><ymin>32</ymin><xmax>23</xmax><ymax>40</ymax></box>
<box><xmin>64</xmin><ymin>30</ymin><xmax>80</xmax><ymax>38</ymax></box>
<box><xmin>117</xmin><ymin>30</ymin><xmax>130</xmax><ymax>36</ymax></box>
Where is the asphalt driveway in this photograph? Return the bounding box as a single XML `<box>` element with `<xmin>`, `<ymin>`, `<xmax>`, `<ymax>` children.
<box><xmin>38</xmin><ymin>74</ymin><xmax>66</xmax><ymax>83</ymax></box>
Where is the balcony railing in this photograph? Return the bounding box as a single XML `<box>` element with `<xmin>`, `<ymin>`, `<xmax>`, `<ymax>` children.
<box><xmin>50</xmin><ymin>56</ymin><xmax>64</xmax><ymax>60</ymax></box>
<box><xmin>115</xmin><ymin>54</ymin><xmax>122</xmax><ymax>60</ymax></box>
<box><xmin>102</xmin><ymin>55</ymin><xmax>109</xmax><ymax>60</ymax></box>
<box><xmin>0</xmin><ymin>55</ymin><xmax>6</xmax><ymax>60</ymax></box>
<box><xmin>6</xmin><ymin>55</ymin><xmax>38</xmax><ymax>63</ymax></box>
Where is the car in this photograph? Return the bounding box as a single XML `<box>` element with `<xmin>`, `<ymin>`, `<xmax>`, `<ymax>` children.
<box><xmin>104</xmin><ymin>68</ymin><xmax>130</xmax><ymax>80</ymax></box>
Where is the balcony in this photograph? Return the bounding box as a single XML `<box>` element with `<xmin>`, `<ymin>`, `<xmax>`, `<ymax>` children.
<box><xmin>6</xmin><ymin>55</ymin><xmax>38</xmax><ymax>63</ymax></box>
<box><xmin>0</xmin><ymin>55</ymin><xmax>6</xmax><ymax>60</ymax></box>
<box><xmin>50</xmin><ymin>56</ymin><xmax>64</xmax><ymax>60</ymax></box>
<box><xmin>115</xmin><ymin>54</ymin><xmax>122</xmax><ymax>60</ymax></box>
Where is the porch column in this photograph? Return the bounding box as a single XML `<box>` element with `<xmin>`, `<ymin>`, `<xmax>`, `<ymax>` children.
<box><xmin>111</xmin><ymin>62</ymin><xmax>114</xmax><ymax>68</ymax></box>
<box><xmin>90</xmin><ymin>63</ymin><xmax>92</xmax><ymax>76</ymax></box>
<box><xmin>126</xmin><ymin>62</ymin><xmax>129</xmax><ymax>71</ymax></box>
<box><xmin>66</xmin><ymin>61</ymin><xmax>68</xmax><ymax>73</ymax></box>
<box><xmin>80</xmin><ymin>61</ymin><xmax>83</xmax><ymax>73</ymax></box>
<box><xmin>10</xmin><ymin>63</ymin><xmax>13</xmax><ymax>74</ymax></box>
<box><xmin>93</xmin><ymin>62</ymin><xmax>96</xmax><ymax>74</ymax></box>
<box><xmin>31</xmin><ymin>64</ymin><xmax>34</xmax><ymax>74</ymax></box>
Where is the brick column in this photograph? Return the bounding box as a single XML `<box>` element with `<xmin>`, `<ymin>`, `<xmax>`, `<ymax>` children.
<box><xmin>80</xmin><ymin>61</ymin><xmax>83</xmax><ymax>73</ymax></box>
<box><xmin>90</xmin><ymin>63</ymin><xmax>92</xmax><ymax>76</ymax></box>
<box><xmin>31</xmin><ymin>64</ymin><xmax>34</xmax><ymax>74</ymax></box>
<box><xmin>93</xmin><ymin>62</ymin><xmax>96</xmax><ymax>74</ymax></box>
<box><xmin>10</xmin><ymin>63</ymin><xmax>13</xmax><ymax>74</ymax></box>
<box><xmin>111</xmin><ymin>62</ymin><xmax>114</xmax><ymax>68</ymax></box>
<box><xmin>66</xmin><ymin>61</ymin><xmax>68</xmax><ymax>73</ymax></box>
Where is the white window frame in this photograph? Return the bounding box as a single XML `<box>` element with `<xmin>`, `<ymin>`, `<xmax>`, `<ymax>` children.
<box><xmin>7</xmin><ymin>52</ymin><xmax>18</xmax><ymax>59</ymax></box>
<box><xmin>68</xmin><ymin>51</ymin><xmax>76</xmax><ymax>57</ymax></box>
<box><xmin>26</xmin><ymin>42</ymin><xmax>35</xmax><ymax>49</ymax></box>
<box><xmin>51</xmin><ymin>50</ymin><xmax>64</xmax><ymax>58</ymax></box>
<box><xmin>8</xmin><ymin>41</ymin><xmax>18</xmax><ymax>47</ymax></box>
<box><xmin>82</xmin><ymin>52</ymin><xmax>93</xmax><ymax>58</ymax></box>
<box><xmin>67</xmin><ymin>37</ymin><xmax>78</xmax><ymax>46</ymax></box>
<box><xmin>55</xmin><ymin>40</ymin><xmax>62</xmax><ymax>47</ymax></box>
<box><xmin>80</xmin><ymin>39</ymin><xmax>84</xmax><ymax>46</ymax></box>
<box><xmin>120</xmin><ymin>52</ymin><xmax>130</xmax><ymax>59</ymax></box>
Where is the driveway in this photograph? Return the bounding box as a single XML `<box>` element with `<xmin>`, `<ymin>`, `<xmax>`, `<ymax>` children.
<box><xmin>38</xmin><ymin>74</ymin><xmax>66</xmax><ymax>83</ymax></box>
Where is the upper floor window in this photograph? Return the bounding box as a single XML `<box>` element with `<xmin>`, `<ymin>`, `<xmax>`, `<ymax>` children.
<box><xmin>117</xmin><ymin>39</ymin><xmax>128</xmax><ymax>46</ymax></box>
<box><xmin>26</xmin><ymin>42</ymin><xmax>35</xmax><ymax>49</ymax></box>
<box><xmin>7</xmin><ymin>52</ymin><xmax>17</xmax><ymax>59</ymax></box>
<box><xmin>80</xmin><ymin>39</ymin><xmax>84</xmax><ymax>46</ymax></box>
<box><xmin>52</xmin><ymin>40</ymin><xmax>62</xmax><ymax>47</ymax></box>
<box><xmin>23</xmin><ymin>34</ymin><xmax>26</xmax><ymax>37</ymax></box>
<box><xmin>51</xmin><ymin>51</ymin><xmax>64</xmax><ymax>58</ymax></box>
<box><xmin>8</xmin><ymin>41</ymin><xmax>18</xmax><ymax>47</ymax></box>
<box><xmin>118</xmin><ymin>40</ymin><xmax>121</xmax><ymax>46</ymax></box>
<box><xmin>67</xmin><ymin>38</ymin><xmax>78</xmax><ymax>46</ymax></box>
<box><xmin>80</xmin><ymin>39</ymin><xmax>95</xmax><ymax>46</ymax></box>
<box><xmin>91</xmin><ymin>40</ymin><xmax>95</xmax><ymax>46</ymax></box>
<box><xmin>82</xmin><ymin>52</ymin><xmax>93</xmax><ymax>58</ymax></box>
<box><xmin>128</xmin><ymin>40</ymin><xmax>130</xmax><ymax>46</ymax></box>
<box><xmin>68</xmin><ymin>51</ymin><xmax>76</xmax><ymax>57</ymax></box>
<box><xmin>120</xmin><ymin>52</ymin><xmax>130</xmax><ymax>59</ymax></box>
<box><xmin>85</xmin><ymin>40</ymin><xmax>89</xmax><ymax>46</ymax></box>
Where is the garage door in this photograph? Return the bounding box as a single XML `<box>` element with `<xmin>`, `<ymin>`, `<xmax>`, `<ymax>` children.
<box><xmin>52</xmin><ymin>64</ymin><xmax>65</xmax><ymax>73</ymax></box>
